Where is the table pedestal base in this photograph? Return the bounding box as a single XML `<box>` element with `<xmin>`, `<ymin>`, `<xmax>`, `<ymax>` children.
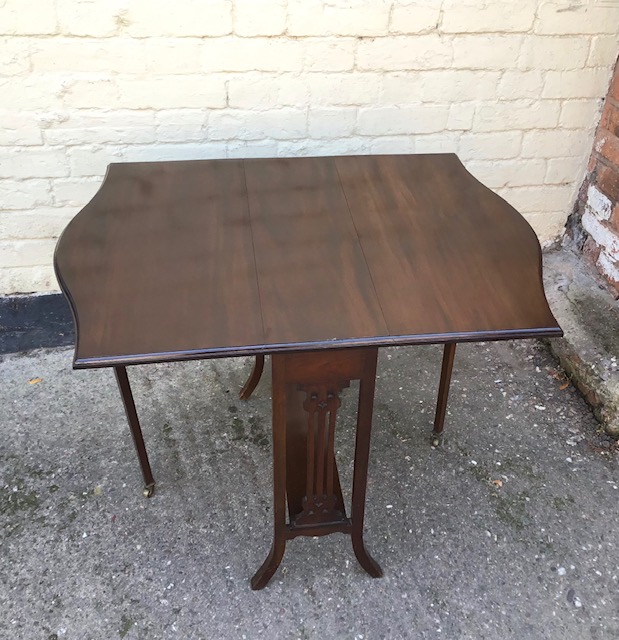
<box><xmin>251</xmin><ymin>347</ymin><xmax>382</xmax><ymax>590</ymax></box>
<box><xmin>113</xmin><ymin>346</ymin><xmax>457</xmax><ymax>588</ymax></box>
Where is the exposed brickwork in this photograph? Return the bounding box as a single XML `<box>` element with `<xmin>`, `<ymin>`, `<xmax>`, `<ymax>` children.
<box><xmin>611</xmin><ymin>67</ymin><xmax>619</xmax><ymax>101</ymax></box>
<box><xmin>598</xmin><ymin>163</ymin><xmax>619</xmax><ymax>203</ymax></box>
<box><xmin>571</xmin><ymin>56</ymin><xmax>619</xmax><ymax>296</ymax></box>
<box><xmin>601</xmin><ymin>99</ymin><xmax>619</xmax><ymax>134</ymax></box>
<box><xmin>583</xmin><ymin>235</ymin><xmax>602</xmax><ymax>263</ymax></box>
<box><xmin>596</xmin><ymin>130</ymin><xmax>619</xmax><ymax>168</ymax></box>
<box><xmin>1</xmin><ymin>0</ymin><xmax>619</xmax><ymax>294</ymax></box>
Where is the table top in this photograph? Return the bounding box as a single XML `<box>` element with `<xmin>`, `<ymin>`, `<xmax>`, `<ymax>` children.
<box><xmin>54</xmin><ymin>154</ymin><xmax>561</xmax><ymax>369</ymax></box>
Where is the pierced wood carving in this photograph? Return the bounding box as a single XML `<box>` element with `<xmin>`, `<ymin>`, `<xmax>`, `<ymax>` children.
<box><xmin>292</xmin><ymin>382</ymin><xmax>350</xmax><ymax>528</ymax></box>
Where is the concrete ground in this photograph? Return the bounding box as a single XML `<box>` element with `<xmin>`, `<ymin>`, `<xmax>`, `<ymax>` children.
<box><xmin>1</xmin><ymin>340</ymin><xmax>619</xmax><ymax>639</ymax></box>
<box><xmin>543</xmin><ymin>249</ymin><xmax>619</xmax><ymax>437</ymax></box>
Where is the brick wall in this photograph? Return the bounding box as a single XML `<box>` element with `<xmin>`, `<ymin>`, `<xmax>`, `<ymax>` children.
<box><xmin>573</xmin><ymin>60</ymin><xmax>619</xmax><ymax>293</ymax></box>
<box><xmin>1</xmin><ymin>0</ymin><xmax>619</xmax><ymax>295</ymax></box>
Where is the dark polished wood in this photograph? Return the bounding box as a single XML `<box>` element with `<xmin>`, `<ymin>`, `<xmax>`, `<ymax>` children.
<box><xmin>55</xmin><ymin>160</ymin><xmax>263</xmax><ymax>367</ymax></box>
<box><xmin>239</xmin><ymin>355</ymin><xmax>265</xmax><ymax>401</ymax></box>
<box><xmin>432</xmin><ymin>343</ymin><xmax>457</xmax><ymax>446</ymax></box>
<box><xmin>335</xmin><ymin>155</ymin><xmax>556</xmax><ymax>338</ymax></box>
<box><xmin>114</xmin><ymin>366</ymin><xmax>155</xmax><ymax>497</ymax></box>
<box><xmin>55</xmin><ymin>154</ymin><xmax>561</xmax><ymax>369</ymax></box>
<box><xmin>244</xmin><ymin>157</ymin><xmax>387</xmax><ymax>346</ymax></box>
<box><xmin>251</xmin><ymin>347</ymin><xmax>381</xmax><ymax>590</ymax></box>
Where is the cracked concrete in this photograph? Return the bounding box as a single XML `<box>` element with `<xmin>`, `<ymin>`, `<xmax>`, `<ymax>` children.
<box><xmin>543</xmin><ymin>249</ymin><xmax>619</xmax><ymax>437</ymax></box>
<box><xmin>1</xmin><ymin>338</ymin><xmax>618</xmax><ymax>639</ymax></box>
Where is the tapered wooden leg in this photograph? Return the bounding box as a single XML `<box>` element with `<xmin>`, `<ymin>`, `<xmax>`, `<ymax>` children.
<box><xmin>114</xmin><ymin>366</ymin><xmax>156</xmax><ymax>498</ymax></box>
<box><xmin>240</xmin><ymin>355</ymin><xmax>265</xmax><ymax>401</ymax></box>
<box><xmin>351</xmin><ymin>352</ymin><xmax>383</xmax><ymax>578</ymax></box>
<box><xmin>251</xmin><ymin>347</ymin><xmax>382</xmax><ymax>589</ymax></box>
<box><xmin>432</xmin><ymin>342</ymin><xmax>457</xmax><ymax>446</ymax></box>
<box><xmin>251</xmin><ymin>354</ymin><xmax>287</xmax><ymax>590</ymax></box>
<box><xmin>250</xmin><ymin>536</ymin><xmax>286</xmax><ymax>590</ymax></box>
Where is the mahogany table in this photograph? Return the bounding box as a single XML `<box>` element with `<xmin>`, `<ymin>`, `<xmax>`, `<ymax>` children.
<box><xmin>54</xmin><ymin>154</ymin><xmax>562</xmax><ymax>589</ymax></box>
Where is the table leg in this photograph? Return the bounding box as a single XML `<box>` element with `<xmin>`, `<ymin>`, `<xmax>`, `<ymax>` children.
<box><xmin>239</xmin><ymin>354</ymin><xmax>265</xmax><ymax>401</ymax></box>
<box><xmin>351</xmin><ymin>353</ymin><xmax>383</xmax><ymax>578</ymax></box>
<box><xmin>251</xmin><ymin>347</ymin><xmax>382</xmax><ymax>590</ymax></box>
<box><xmin>432</xmin><ymin>342</ymin><xmax>457</xmax><ymax>447</ymax></box>
<box><xmin>114</xmin><ymin>366</ymin><xmax>156</xmax><ymax>498</ymax></box>
<box><xmin>250</xmin><ymin>354</ymin><xmax>288</xmax><ymax>590</ymax></box>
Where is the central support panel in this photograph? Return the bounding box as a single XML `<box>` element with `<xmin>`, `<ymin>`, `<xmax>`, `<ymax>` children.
<box><xmin>251</xmin><ymin>346</ymin><xmax>382</xmax><ymax>589</ymax></box>
<box><xmin>287</xmin><ymin>378</ymin><xmax>350</xmax><ymax>533</ymax></box>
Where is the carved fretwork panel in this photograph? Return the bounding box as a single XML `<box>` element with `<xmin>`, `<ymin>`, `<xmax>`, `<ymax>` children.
<box><xmin>291</xmin><ymin>381</ymin><xmax>350</xmax><ymax>529</ymax></box>
<box><xmin>250</xmin><ymin>348</ymin><xmax>381</xmax><ymax>589</ymax></box>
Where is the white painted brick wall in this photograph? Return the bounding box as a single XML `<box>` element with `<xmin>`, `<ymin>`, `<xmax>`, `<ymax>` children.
<box><xmin>287</xmin><ymin>0</ymin><xmax>391</xmax><ymax>37</ymax></box>
<box><xmin>596</xmin><ymin>251</ymin><xmax>619</xmax><ymax>287</ymax></box>
<box><xmin>125</xmin><ymin>0</ymin><xmax>233</xmax><ymax>37</ymax></box>
<box><xmin>519</xmin><ymin>36</ymin><xmax>590</xmax><ymax>70</ymax></box>
<box><xmin>1</xmin><ymin>0</ymin><xmax>618</xmax><ymax>294</ymax></box>
<box><xmin>390</xmin><ymin>2</ymin><xmax>440</xmax><ymax>34</ymax></box>
<box><xmin>546</xmin><ymin>157</ymin><xmax>588</xmax><ymax>185</ymax></box>
<box><xmin>582</xmin><ymin>210</ymin><xmax>619</xmax><ymax>261</ymax></box>
<box><xmin>441</xmin><ymin>0</ymin><xmax>537</xmax><ymax>34</ymax></box>
<box><xmin>466</xmin><ymin>159</ymin><xmax>547</xmax><ymax>189</ymax></box>
<box><xmin>586</xmin><ymin>184</ymin><xmax>613</xmax><ymax>221</ymax></box>
<box><xmin>357</xmin><ymin>106</ymin><xmax>450</xmax><ymax>135</ymax></box>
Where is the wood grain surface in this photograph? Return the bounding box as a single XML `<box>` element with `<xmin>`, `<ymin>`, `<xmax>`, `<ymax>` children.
<box><xmin>54</xmin><ymin>154</ymin><xmax>562</xmax><ymax>368</ymax></box>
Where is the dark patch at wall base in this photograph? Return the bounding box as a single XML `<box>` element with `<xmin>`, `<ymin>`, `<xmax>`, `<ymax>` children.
<box><xmin>0</xmin><ymin>294</ymin><xmax>75</xmax><ymax>355</ymax></box>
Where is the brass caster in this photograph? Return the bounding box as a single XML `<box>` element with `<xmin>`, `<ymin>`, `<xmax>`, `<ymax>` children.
<box><xmin>143</xmin><ymin>484</ymin><xmax>155</xmax><ymax>498</ymax></box>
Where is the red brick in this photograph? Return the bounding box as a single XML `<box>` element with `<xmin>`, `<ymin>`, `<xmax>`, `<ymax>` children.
<box><xmin>601</xmin><ymin>99</ymin><xmax>619</xmax><ymax>137</ymax></box>
<box><xmin>583</xmin><ymin>235</ymin><xmax>601</xmax><ymax>263</ymax></box>
<box><xmin>601</xmin><ymin>100</ymin><xmax>611</xmax><ymax>129</ymax></box>
<box><xmin>596</xmin><ymin>128</ymin><xmax>619</xmax><ymax>168</ymax></box>
<box><xmin>607</xmin><ymin>278</ymin><xmax>619</xmax><ymax>299</ymax></box>
<box><xmin>588</xmin><ymin>153</ymin><xmax>597</xmax><ymax>172</ymax></box>
<box><xmin>596</xmin><ymin>162</ymin><xmax>619</xmax><ymax>203</ymax></box>
<box><xmin>610</xmin><ymin>65</ymin><xmax>619</xmax><ymax>101</ymax></box>
<box><xmin>611</xmin><ymin>202</ymin><xmax>619</xmax><ymax>228</ymax></box>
